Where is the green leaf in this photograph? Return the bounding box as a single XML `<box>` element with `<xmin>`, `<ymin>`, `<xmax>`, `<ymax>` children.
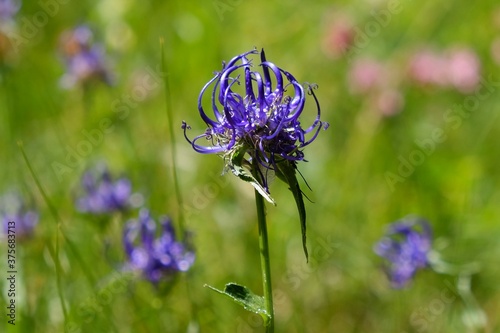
<box><xmin>205</xmin><ymin>283</ymin><xmax>270</xmax><ymax>322</ymax></box>
<box><xmin>275</xmin><ymin>160</ymin><xmax>308</xmax><ymax>261</ymax></box>
<box><xmin>228</xmin><ymin>149</ymin><xmax>276</xmax><ymax>205</ymax></box>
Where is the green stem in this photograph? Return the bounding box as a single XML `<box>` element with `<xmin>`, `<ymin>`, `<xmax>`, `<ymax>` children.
<box><xmin>160</xmin><ymin>38</ymin><xmax>185</xmax><ymax>237</ymax></box>
<box><xmin>255</xmin><ymin>189</ymin><xmax>274</xmax><ymax>332</ymax></box>
<box><xmin>159</xmin><ymin>38</ymin><xmax>199</xmax><ymax>332</ymax></box>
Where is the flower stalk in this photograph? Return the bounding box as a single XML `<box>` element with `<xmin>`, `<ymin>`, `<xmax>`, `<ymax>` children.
<box><xmin>254</xmin><ymin>180</ymin><xmax>274</xmax><ymax>331</ymax></box>
<box><xmin>183</xmin><ymin>49</ymin><xmax>327</xmax><ymax>331</ymax></box>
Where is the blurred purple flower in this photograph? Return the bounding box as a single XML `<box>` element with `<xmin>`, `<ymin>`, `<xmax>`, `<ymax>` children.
<box><xmin>1</xmin><ymin>192</ymin><xmax>38</xmax><ymax>239</ymax></box>
<box><xmin>374</xmin><ymin>217</ymin><xmax>432</xmax><ymax>288</ymax></box>
<box><xmin>123</xmin><ymin>209</ymin><xmax>195</xmax><ymax>284</ymax></box>
<box><xmin>59</xmin><ymin>25</ymin><xmax>112</xmax><ymax>88</ymax></box>
<box><xmin>182</xmin><ymin>48</ymin><xmax>328</xmax><ymax>191</ymax></box>
<box><xmin>0</xmin><ymin>0</ymin><xmax>20</xmax><ymax>21</ymax></box>
<box><xmin>0</xmin><ymin>0</ymin><xmax>20</xmax><ymax>62</ymax></box>
<box><xmin>61</xmin><ymin>25</ymin><xmax>93</xmax><ymax>53</ymax></box>
<box><xmin>76</xmin><ymin>165</ymin><xmax>138</xmax><ymax>214</ymax></box>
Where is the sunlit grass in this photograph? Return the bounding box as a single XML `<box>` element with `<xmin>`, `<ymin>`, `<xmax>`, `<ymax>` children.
<box><xmin>1</xmin><ymin>1</ymin><xmax>500</xmax><ymax>332</ymax></box>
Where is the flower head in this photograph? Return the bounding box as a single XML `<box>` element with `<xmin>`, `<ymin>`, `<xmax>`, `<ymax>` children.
<box><xmin>374</xmin><ymin>217</ymin><xmax>432</xmax><ymax>288</ymax></box>
<box><xmin>123</xmin><ymin>209</ymin><xmax>195</xmax><ymax>284</ymax></box>
<box><xmin>182</xmin><ymin>49</ymin><xmax>328</xmax><ymax>191</ymax></box>
<box><xmin>0</xmin><ymin>0</ymin><xmax>20</xmax><ymax>21</ymax></box>
<box><xmin>1</xmin><ymin>192</ymin><xmax>38</xmax><ymax>240</ymax></box>
<box><xmin>59</xmin><ymin>25</ymin><xmax>112</xmax><ymax>88</ymax></box>
<box><xmin>76</xmin><ymin>165</ymin><xmax>139</xmax><ymax>214</ymax></box>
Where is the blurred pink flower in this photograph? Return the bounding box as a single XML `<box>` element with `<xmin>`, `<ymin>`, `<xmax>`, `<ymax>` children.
<box><xmin>409</xmin><ymin>47</ymin><xmax>481</xmax><ymax>93</ymax></box>
<box><xmin>347</xmin><ymin>58</ymin><xmax>405</xmax><ymax>117</ymax></box>
<box><xmin>409</xmin><ymin>50</ymin><xmax>448</xmax><ymax>87</ymax></box>
<box><xmin>348</xmin><ymin>58</ymin><xmax>385</xmax><ymax>94</ymax></box>
<box><xmin>446</xmin><ymin>48</ymin><xmax>481</xmax><ymax>93</ymax></box>
<box><xmin>375</xmin><ymin>89</ymin><xmax>404</xmax><ymax>116</ymax></box>
<box><xmin>322</xmin><ymin>16</ymin><xmax>355</xmax><ymax>59</ymax></box>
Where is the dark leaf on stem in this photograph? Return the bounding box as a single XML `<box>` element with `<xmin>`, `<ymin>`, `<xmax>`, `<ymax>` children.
<box><xmin>275</xmin><ymin>160</ymin><xmax>308</xmax><ymax>261</ymax></box>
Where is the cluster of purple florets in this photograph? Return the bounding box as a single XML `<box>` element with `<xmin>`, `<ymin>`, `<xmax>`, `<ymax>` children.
<box><xmin>0</xmin><ymin>0</ymin><xmax>20</xmax><ymax>21</ymax></box>
<box><xmin>75</xmin><ymin>163</ymin><xmax>194</xmax><ymax>284</ymax></box>
<box><xmin>59</xmin><ymin>25</ymin><xmax>112</xmax><ymax>88</ymax></box>
<box><xmin>0</xmin><ymin>192</ymin><xmax>38</xmax><ymax>240</ymax></box>
<box><xmin>123</xmin><ymin>209</ymin><xmax>195</xmax><ymax>285</ymax></box>
<box><xmin>183</xmin><ymin>49</ymin><xmax>328</xmax><ymax>190</ymax></box>
<box><xmin>374</xmin><ymin>217</ymin><xmax>433</xmax><ymax>288</ymax></box>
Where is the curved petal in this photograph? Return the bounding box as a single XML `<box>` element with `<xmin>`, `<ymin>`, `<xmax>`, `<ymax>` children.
<box><xmin>184</xmin><ymin>48</ymin><xmax>328</xmax><ymax>176</ymax></box>
<box><xmin>198</xmin><ymin>74</ymin><xmax>222</xmax><ymax>127</ymax></box>
<box><xmin>191</xmin><ymin>133</ymin><xmax>230</xmax><ymax>154</ymax></box>
<box><xmin>261</xmin><ymin>61</ymin><xmax>284</xmax><ymax>100</ymax></box>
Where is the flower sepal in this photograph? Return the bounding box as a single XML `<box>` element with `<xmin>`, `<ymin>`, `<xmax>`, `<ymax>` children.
<box><xmin>205</xmin><ymin>282</ymin><xmax>271</xmax><ymax>326</ymax></box>
<box><xmin>226</xmin><ymin>146</ymin><xmax>276</xmax><ymax>205</ymax></box>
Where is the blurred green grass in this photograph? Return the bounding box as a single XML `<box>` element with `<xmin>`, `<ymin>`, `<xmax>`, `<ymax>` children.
<box><xmin>1</xmin><ymin>0</ymin><xmax>500</xmax><ymax>332</ymax></box>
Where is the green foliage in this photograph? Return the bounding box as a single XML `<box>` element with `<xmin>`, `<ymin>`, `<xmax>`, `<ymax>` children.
<box><xmin>275</xmin><ymin>160</ymin><xmax>308</xmax><ymax>261</ymax></box>
<box><xmin>228</xmin><ymin>147</ymin><xmax>276</xmax><ymax>205</ymax></box>
<box><xmin>2</xmin><ymin>0</ymin><xmax>500</xmax><ymax>332</ymax></box>
<box><xmin>206</xmin><ymin>283</ymin><xmax>270</xmax><ymax>323</ymax></box>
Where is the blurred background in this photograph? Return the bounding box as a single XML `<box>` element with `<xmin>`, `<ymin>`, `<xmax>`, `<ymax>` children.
<box><xmin>1</xmin><ymin>0</ymin><xmax>500</xmax><ymax>332</ymax></box>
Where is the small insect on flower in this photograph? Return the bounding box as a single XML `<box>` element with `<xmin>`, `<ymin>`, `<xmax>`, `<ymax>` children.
<box><xmin>374</xmin><ymin>217</ymin><xmax>432</xmax><ymax>288</ymax></box>
<box><xmin>0</xmin><ymin>192</ymin><xmax>38</xmax><ymax>240</ymax></box>
<box><xmin>75</xmin><ymin>164</ymin><xmax>141</xmax><ymax>214</ymax></box>
<box><xmin>123</xmin><ymin>209</ymin><xmax>195</xmax><ymax>285</ymax></box>
<box><xmin>182</xmin><ymin>48</ymin><xmax>329</xmax><ymax>194</ymax></box>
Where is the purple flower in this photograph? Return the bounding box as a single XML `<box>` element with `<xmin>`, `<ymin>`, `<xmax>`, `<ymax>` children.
<box><xmin>1</xmin><ymin>192</ymin><xmax>38</xmax><ymax>239</ymax></box>
<box><xmin>182</xmin><ymin>49</ymin><xmax>328</xmax><ymax>191</ymax></box>
<box><xmin>374</xmin><ymin>217</ymin><xmax>432</xmax><ymax>288</ymax></box>
<box><xmin>0</xmin><ymin>0</ymin><xmax>20</xmax><ymax>21</ymax></box>
<box><xmin>59</xmin><ymin>25</ymin><xmax>112</xmax><ymax>88</ymax></box>
<box><xmin>123</xmin><ymin>209</ymin><xmax>195</xmax><ymax>284</ymax></box>
<box><xmin>76</xmin><ymin>165</ymin><xmax>137</xmax><ymax>214</ymax></box>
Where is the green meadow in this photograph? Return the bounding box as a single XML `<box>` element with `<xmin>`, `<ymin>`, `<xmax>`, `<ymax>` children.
<box><xmin>1</xmin><ymin>0</ymin><xmax>500</xmax><ymax>332</ymax></box>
